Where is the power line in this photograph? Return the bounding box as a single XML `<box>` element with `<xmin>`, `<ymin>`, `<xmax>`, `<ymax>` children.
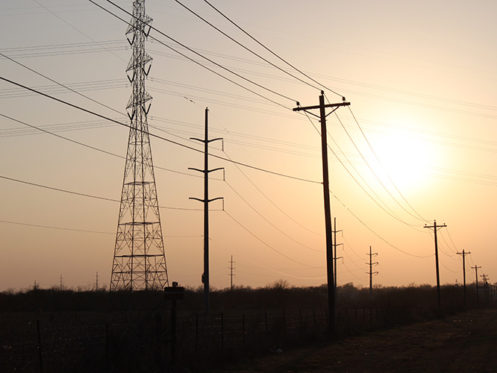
<box><xmin>346</xmin><ymin>106</ymin><xmax>428</xmax><ymax>222</ymax></box>
<box><xmin>0</xmin><ymin>113</ymin><xmax>201</xmax><ymax>179</ymax></box>
<box><xmin>445</xmin><ymin>227</ymin><xmax>460</xmax><ymax>251</ymax></box>
<box><xmin>225</xmin><ymin>179</ymin><xmax>320</xmax><ymax>253</ymax></box>
<box><xmin>89</xmin><ymin>1</ymin><xmax>292</xmax><ymax>111</ymax></box>
<box><xmin>223</xmin><ymin>150</ymin><xmax>320</xmax><ymax>235</ymax></box>
<box><xmin>302</xmin><ymin>109</ymin><xmax>421</xmax><ymax>228</ymax></box>
<box><xmin>334</xmin><ymin>111</ymin><xmax>423</xmax><ymax>225</ymax></box>
<box><xmin>0</xmin><ymin>174</ymin><xmax>202</xmax><ymax>211</ymax></box>
<box><xmin>332</xmin><ymin>191</ymin><xmax>432</xmax><ymax>259</ymax></box>
<box><xmin>223</xmin><ymin>209</ymin><xmax>320</xmax><ymax>268</ymax></box>
<box><xmin>324</xmin><ymin>120</ymin><xmax>419</xmax><ymax>227</ymax></box>
<box><xmin>0</xmin><ymin>219</ymin><xmax>112</xmax><ymax>235</ymax></box>
<box><xmin>95</xmin><ymin>0</ymin><xmax>298</xmax><ymax>106</ymax></box>
<box><xmin>202</xmin><ymin>0</ymin><xmax>345</xmax><ymax>99</ymax></box>
<box><xmin>0</xmin><ymin>76</ymin><xmax>321</xmax><ymax>184</ymax></box>
<box><xmin>174</xmin><ymin>0</ymin><xmax>324</xmax><ymax>92</ymax></box>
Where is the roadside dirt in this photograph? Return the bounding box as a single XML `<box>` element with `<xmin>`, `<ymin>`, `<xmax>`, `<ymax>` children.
<box><xmin>219</xmin><ymin>308</ymin><xmax>497</xmax><ymax>373</ymax></box>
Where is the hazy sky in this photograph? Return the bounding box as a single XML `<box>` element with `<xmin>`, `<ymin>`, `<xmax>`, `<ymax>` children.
<box><xmin>1</xmin><ymin>0</ymin><xmax>496</xmax><ymax>291</ymax></box>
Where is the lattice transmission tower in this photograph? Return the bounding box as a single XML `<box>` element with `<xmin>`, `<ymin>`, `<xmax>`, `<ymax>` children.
<box><xmin>110</xmin><ymin>0</ymin><xmax>168</xmax><ymax>290</ymax></box>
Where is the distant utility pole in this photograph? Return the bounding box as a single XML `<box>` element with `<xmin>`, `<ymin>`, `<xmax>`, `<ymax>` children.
<box><xmin>333</xmin><ymin>217</ymin><xmax>343</xmax><ymax>289</ymax></box>
<box><xmin>189</xmin><ymin>107</ymin><xmax>224</xmax><ymax>314</ymax></box>
<box><xmin>229</xmin><ymin>255</ymin><xmax>235</xmax><ymax>290</ymax></box>
<box><xmin>481</xmin><ymin>274</ymin><xmax>490</xmax><ymax>302</ymax></box>
<box><xmin>95</xmin><ymin>272</ymin><xmax>99</xmax><ymax>291</ymax></box>
<box><xmin>456</xmin><ymin>249</ymin><xmax>471</xmax><ymax>306</ymax></box>
<box><xmin>424</xmin><ymin>220</ymin><xmax>447</xmax><ymax>309</ymax></box>
<box><xmin>59</xmin><ymin>274</ymin><xmax>63</xmax><ymax>290</ymax></box>
<box><xmin>293</xmin><ymin>91</ymin><xmax>350</xmax><ymax>335</ymax></box>
<box><xmin>472</xmin><ymin>265</ymin><xmax>481</xmax><ymax>305</ymax></box>
<box><xmin>367</xmin><ymin>246</ymin><xmax>378</xmax><ymax>295</ymax></box>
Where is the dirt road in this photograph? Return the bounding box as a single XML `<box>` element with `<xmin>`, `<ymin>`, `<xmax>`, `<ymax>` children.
<box><xmin>220</xmin><ymin>308</ymin><xmax>497</xmax><ymax>373</ymax></box>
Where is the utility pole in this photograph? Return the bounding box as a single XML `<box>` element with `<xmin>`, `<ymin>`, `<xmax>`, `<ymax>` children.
<box><xmin>456</xmin><ymin>249</ymin><xmax>471</xmax><ymax>306</ymax></box>
<box><xmin>59</xmin><ymin>274</ymin><xmax>63</xmax><ymax>290</ymax></box>
<box><xmin>95</xmin><ymin>272</ymin><xmax>99</xmax><ymax>291</ymax></box>
<box><xmin>481</xmin><ymin>274</ymin><xmax>490</xmax><ymax>303</ymax></box>
<box><xmin>367</xmin><ymin>246</ymin><xmax>378</xmax><ymax>295</ymax></box>
<box><xmin>332</xmin><ymin>217</ymin><xmax>343</xmax><ymax>289</ymax></box>
<box><xmin>189</xmin><ymin>107</ymin><xmax>224</xmax><ymax>314</ymax></box>
<box><xmin>481</xmin><ymin>274</ymin><xmax>489</xmax><ymax>284</ymax></box>
<box><xmin>472</xmin><ymin>265</ymin><xmax>481</xmax><ymax>305</ymax></box>
<box><xmin>293</xmin><ymin>91</ymin><xmax>350</xmax><ymax>335</ymax></box>
<box><xmin>424</xmin><ymin>220</ymin><xmax>447</xmax><ymax>309</ymax></box>
<box><xmin>229</xmin><ymin>255</ymin><xmax>235</xmax><ymax>290</ymax></box>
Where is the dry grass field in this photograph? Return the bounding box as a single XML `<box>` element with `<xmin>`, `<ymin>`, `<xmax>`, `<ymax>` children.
<box><xmin>220</xmin><ymin>308</ymin><xmax>497</xmax><ymax>373</ymax></box>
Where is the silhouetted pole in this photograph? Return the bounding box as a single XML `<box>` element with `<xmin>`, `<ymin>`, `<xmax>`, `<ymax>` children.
<box><xmin>333</xmin><ymin>217</ymin><xmax>343</xmax><ymax>289</ymax></box>
<box><xmin>472</xmin><ymin>265</ymin><xmax>481</xmax><ymax>305</ymax></box>
<box><xmin>164</xmin><ymin>282</ymin><xmax>185</xmax><ymax>369</ymax></box>
<box><xmin>456</xmin><ymin>249</ymin><xmax>470</xmax><ymax>306</ymax></box>
<box><xmin>293</xmin><ymin>92</ymin><xmax>350</xmax><ymax>335</ymax></box>
<box><xmin>424</xmin><ymin>220</ymin><xmax>447</xmax><ymax>309</ymax></box>
<box><xmin>189</xmin><ymin>108</ymin><xmax>224</xmax><ymax>314</ymax></box>
<box><xmin>367</xmin><ymin>246</ymin><xmax>378</xmax><ymax>295</ymax></box>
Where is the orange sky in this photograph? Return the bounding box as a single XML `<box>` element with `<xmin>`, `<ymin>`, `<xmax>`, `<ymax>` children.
<box><xmin>1</xmin><ymin>0</ymin><xmax>496</xmax><ymax>291</ymax></box>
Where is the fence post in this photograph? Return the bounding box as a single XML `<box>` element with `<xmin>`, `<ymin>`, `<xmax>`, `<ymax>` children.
<box><xmin>155</xmin><ymin>313</ymin><xmax>162</xmax><ymax>369</ymax></box>
<box><xmin>104</xmin><ymin>322</ymin><xmax>110</xmax><ymax>369</ymax></box>
<box><xmin>195</xmin><ymin>313</ymin><xmax>199</xmax><ymax>352</ymax></box>
<box><xmin>299</xmin><ymin>309</ymin><xmax>303</xmax><ymax>337</ymax></box>
<box><xmin>242</xmin><ymin>313</ymin><xmax>246</xmax><ymax>345</ymax></box>
<box><xmin>220</xmin><ymin>312</ymin><xmax>224</xmax><ymax>350</ymax></box>
<box><xmin>36</xmin><ymin>319</ymin><xmax>43</xmax><ymax>373</ymax></box>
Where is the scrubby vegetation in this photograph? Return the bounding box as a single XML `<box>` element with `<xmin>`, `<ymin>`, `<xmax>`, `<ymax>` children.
<box><xmin>1</xmin><ymin>282</ymin><xmax>495</xmax><ymax>372</ymax></box>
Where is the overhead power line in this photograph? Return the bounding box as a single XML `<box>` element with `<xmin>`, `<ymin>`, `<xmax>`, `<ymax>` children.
<box><xmin>302</xmin><ymin>110</ymin><xmax>420</xmax><ymax>228</ymax></box>
<box><xmin>223</xmin><ymin>209</ymin><xmax>319</xmax><ymax>268</ymax></box>
<box><xmin>0</xmin><ymin>174</ymin><xmax>202</xmax><ymax>211</ymax></box>
<box><xmin>93</xmin><ymin>0</ymin><xmax>297</xmax><ymax>107</ymax></box>
<box><xmin>202</xmin><ymin>0</ymin><xmax>345</xmax><ymax>100</ymax></box>
<box><xmin>223</xmin><ymin>150</ymin><xmax>321</xmax><ymax>235</ymax></box>
<box><xmin>225</xmin><ymin>180</ymin><xmax>320</xmax><ymax>253</ymax></box>
<box><xmin>0</xmin><ymin>219</ymin><xmax>113</xmax><ymax>235</ymax></box>
<box><xmin>1</xmin><ymin>54</ymin><xmax>312</xmax><ymax>165</ymax></box>
<box><xmin>334</xmin><ymin>111</ymin><xmax>422</xmax><ymax>225</ymax></box>
<box><xmin>0</xmin><ymin>76</ymin><xmax>321</xmax><ymax>184</ymax></box>
<box><xmin>174</xmin><ymin>0</ymin><xmax>324</xmax><ymax>93</ymax></box>
<box><xmin>0</xmin><ymin>113</ymin><xmax>200</xmax><ymax>179</ymax></box>
<box><xmin>331</xmin><ymin>191</ymin><xmax>432</xmax><ymax>259</ymax></box>
<box><xmin>346</xmin><ymin>106</ymin><xmax>428</xmax><ymax>222</ymax></box>
<box><xmin>89</xmin><ymin>1</ymin><xmax>291</xmax><ymax>111</ymax></box>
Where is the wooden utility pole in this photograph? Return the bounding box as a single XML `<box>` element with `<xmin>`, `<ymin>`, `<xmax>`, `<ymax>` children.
<box><xmin>293</xmin><ymin>92</ymin><xmax>350</xmax><ymax>334</ymax></box>
<box><xmin>367</xmin><ymin>246</ymin><xmax>378</xmax><ymax>295</ymax></box>
<box><xmin>472</xmin><ymin>265</ymin><xmax>481</xmax><ymax>305</ymax></box>
<box><xmin>457</xmin><ymin>249</ymin><xmax>471</xmax><ymax>306</ymax></box>
<box><xmin>333</xmin><ymin>217</ymin><xmax>343</xmax><ymax>289</ymax></box>
<box><xmin>189</xmin><ymin>108</ymin><xmax>224</xmax><ymax>314</ymax></box>
<box><xmin>424</xmin><ymin>220</ymin><xmax>447</xmax><ymax>308</ymax></box>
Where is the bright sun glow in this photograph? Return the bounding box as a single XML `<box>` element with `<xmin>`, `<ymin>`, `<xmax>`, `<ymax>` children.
<box><xmin>373</xmin><ymin>125</ymin><xmax>435</xmax><ymax>193</ymax></box>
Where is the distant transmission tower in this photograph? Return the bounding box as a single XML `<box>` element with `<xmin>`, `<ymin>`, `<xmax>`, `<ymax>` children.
<box><xmin>110</xmin><ymin>0</ymin><xmax>168</xmax><ymax>291</ymax></box>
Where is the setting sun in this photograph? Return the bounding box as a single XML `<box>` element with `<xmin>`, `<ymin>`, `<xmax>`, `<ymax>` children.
<box><xmin>371</xmin><ymin>120</ymin><xmax>437</xmax><ymax>193</ymax></box>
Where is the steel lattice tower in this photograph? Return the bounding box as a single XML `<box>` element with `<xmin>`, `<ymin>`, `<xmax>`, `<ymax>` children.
<box><xmin>110</xmin><ymin>0</ymin><xmax>168</xmax><ymax>291</ymax></box>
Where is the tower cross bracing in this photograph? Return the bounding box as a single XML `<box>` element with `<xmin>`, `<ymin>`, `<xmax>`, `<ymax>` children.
<box><xmin>110</xmin><ymin>0</ymin><xmax>168</xmax><ymax>291</ymax></box>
